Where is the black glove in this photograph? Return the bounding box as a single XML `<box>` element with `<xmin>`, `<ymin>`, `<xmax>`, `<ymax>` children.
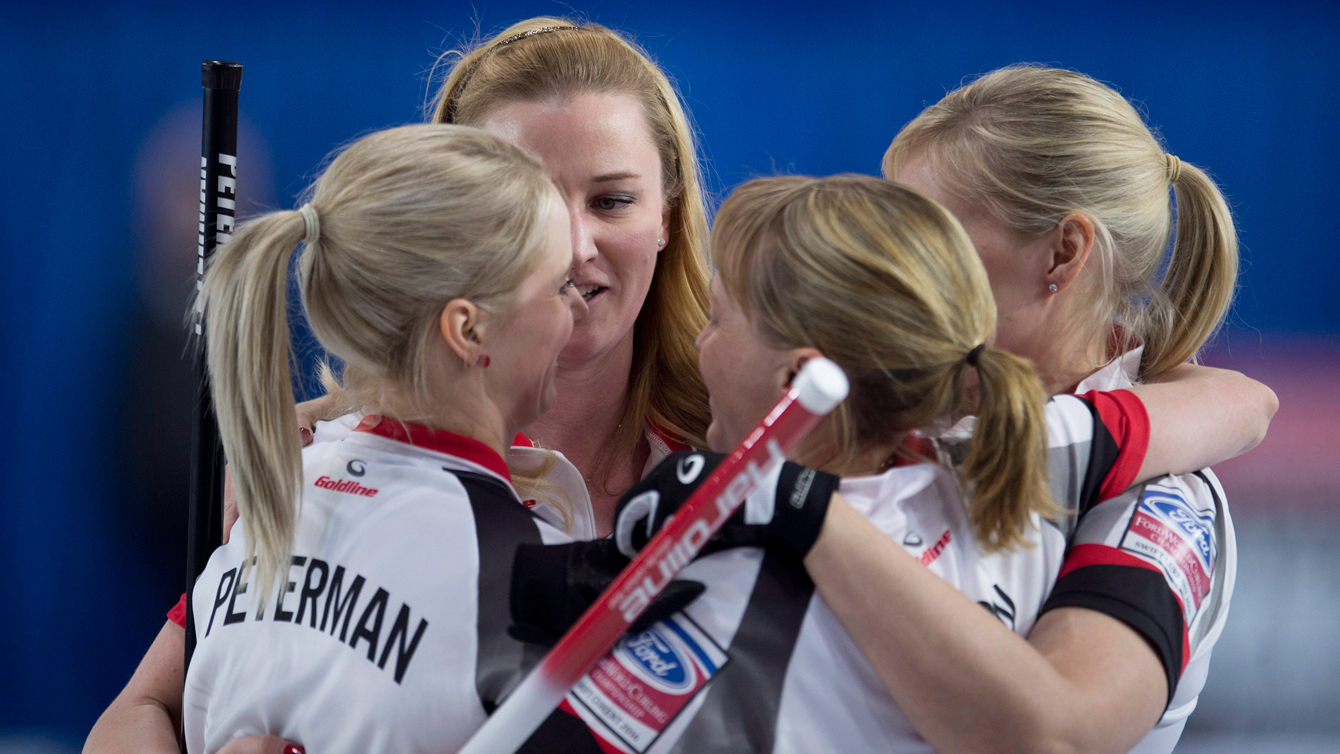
<box><xmin>613</xmin><ymin>449</ymin><xmax>840</xmax><ymax>559</ymax></box>
<box><xmin>509</xmin><ymin>538</ymin><xmax>705</xmax><ymax>647</ymax></box>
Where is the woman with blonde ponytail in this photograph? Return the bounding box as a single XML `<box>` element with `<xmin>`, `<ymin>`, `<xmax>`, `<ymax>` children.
<box><xmin>530</xmin><ymin>173</ymin><xmax>1271</xmax><ymax>753</ymax></box>
<box><xmin>173</xmin><ymin>123</ymin><xmax>597</xmax><ymax>753</ymax></box>
<box><xmin>88</xmin><ymin>18</ymin><xmax>715</xmax><ymax>753</ymax></box>
<box><xmin>778</xmin><ymin>65</ymin><xmax>1273</xmax><ymax>754</ymax></box>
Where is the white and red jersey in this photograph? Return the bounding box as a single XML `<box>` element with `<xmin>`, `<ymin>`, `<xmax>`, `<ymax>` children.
<box><xmin>1043</xmin><ymin>350</ymin><xmax>1237</xmax><ymax>754</ymax></box>
<box><xmin>182</xmin><ymin>418</ymin><xmax>567</xmax><ymax>754</ymax></box>
<box><xmin>520</xmin><ymin>392</ymin><xmax>1154</xmax><ymax>753</ymax></box>
<box><xmin>312</xmin><ymin>413</ymin><xmax>687</xmax><ymax>541</ymax></box>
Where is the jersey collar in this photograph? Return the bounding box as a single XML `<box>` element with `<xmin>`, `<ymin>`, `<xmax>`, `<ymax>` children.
<box><xmin>355</xmin><ymin>416</ymin><xmax>512</xmax><ymax>482</ymax></box>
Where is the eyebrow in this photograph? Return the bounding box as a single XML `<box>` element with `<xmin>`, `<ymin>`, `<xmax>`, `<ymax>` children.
<box><xmin>592</xmin><ymin>171</ymin><xmax>640</xmax><ymax>183</ymax></box>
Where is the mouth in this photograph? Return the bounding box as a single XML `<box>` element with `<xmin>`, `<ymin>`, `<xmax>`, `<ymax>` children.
<box><xmin>576</xmin><ymin>283</ymin><xmax>607</xmax><ymax>303</ymax></box>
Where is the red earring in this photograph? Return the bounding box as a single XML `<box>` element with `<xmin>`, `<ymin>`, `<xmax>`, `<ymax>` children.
<box><xmin>476</xmin><ymin>355</ymin><xmax>490</xmax><ymax>368</ymax></box>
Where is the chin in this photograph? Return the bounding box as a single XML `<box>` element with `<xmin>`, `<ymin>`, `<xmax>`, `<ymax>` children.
<box><xmin>559</xmin><ymin>320</ymin><xmax>626</xmax><ymax>365</ymax></box>
<box><xmin>704</xmin><ymin>421</ymin><xmax>732</xmax><ymax>453</ymax></box>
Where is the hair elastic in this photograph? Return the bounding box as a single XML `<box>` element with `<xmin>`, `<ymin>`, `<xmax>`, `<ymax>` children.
<box><xmin>298</xmin><ymin>204</ymin><xmax>320</xmax><ymax>246</ymax></box>
<box><xmin>1165</xmin><ymin>153</ymin><xmax>1182</xmax><ymax>184</ymax></box>
<box><xmin>965</xmin><ymin>343</ymin><xmax>986</xmax><ymax>367</ymax></box>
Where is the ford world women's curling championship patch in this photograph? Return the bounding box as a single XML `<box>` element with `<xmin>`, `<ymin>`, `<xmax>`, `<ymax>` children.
<box><xmin>1120</xmin><ymin>483</ymin><xmax>1216</xmax><ymax>624</ymax></box>
<box><xmin>562</xmin><ymin>614</ymin><xmax>728</xmax><ymax>753</ymax></box>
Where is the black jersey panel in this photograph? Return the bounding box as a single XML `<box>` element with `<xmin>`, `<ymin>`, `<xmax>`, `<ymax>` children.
<box><xmin>670</xmin><ymin>545</ymin><xmax>815</xmax><ymax>754</ymax></box>
<box><xmin>1041</xmin><ymin>563</ymin><xmax>1184</xmax><ymax>706</ymax></box>
<box><xmin>517</xmin><ymin>707</ymin><xmax>606</xmax><ymax>754</ymax></box>
<box><xmin>455</xmin><ymin>469</ymin><xmax>548</xmax><ymax>711</ymax></box>
<box><xmin>1076</xmin><ymin>396</ymin><xmax>1121</xmax><ymax>517</ymax></box>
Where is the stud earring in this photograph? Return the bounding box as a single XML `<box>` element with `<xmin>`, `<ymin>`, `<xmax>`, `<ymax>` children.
<box><xmin>476</xmin><ymin>355</ymin><xmax>490</xmax><ymax>368</ymax></box>
<box><xmin>657</xmin><ymin>237</ymin><xmax>666</xmax><ymax>248</ymax></box>
<box><xmin>1048</xmin><ymin>283</ymin><xmax>1059</xmax><ymax>293</ymax></box>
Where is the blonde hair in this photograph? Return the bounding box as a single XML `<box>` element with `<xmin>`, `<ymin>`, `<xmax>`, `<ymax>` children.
<box><xmin>431</xmin><ymin>17</ymin><xmax>712</xmax><ymax>478</ymax></box>
<box><xmin>714</xmin><ymin>174</ymin><xmax>1055</xmax><ymax>551</ymax></box>
<box><xmin>884</xmin><ymin>65</ymin><xmax>1238</xmax><ymax>380</ymax></box>
<box><xmin>198</xmin><ymin>124</ymin><xmax>557</xmax><ymax>597</ymax></box>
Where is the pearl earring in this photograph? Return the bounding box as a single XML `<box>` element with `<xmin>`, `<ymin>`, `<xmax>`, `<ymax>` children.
<box><xmin>1048</xmin><ymin>283</ymin><xmax>1059</xmax><ymax>293</ymax></box>
<box><xmin>657</xmin><ymin>237</ymin><xmax>666</xmax><ymax>248</ymax></box>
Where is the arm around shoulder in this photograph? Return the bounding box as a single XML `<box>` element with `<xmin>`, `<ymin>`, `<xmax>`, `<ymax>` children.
<box><xmin>1128</xmin><ymin>363</ymin><xmax>1278</xmax><ymax>483</ymax></box>
<box><xmin>83</xmin><ymin>620</ymin><xmax>185</xmax><ymax>754</ymax></box>
<box><xmin>804</xmin><ymin>495</ymin><xmax>1167</xmax><ymax>754</ymax></box>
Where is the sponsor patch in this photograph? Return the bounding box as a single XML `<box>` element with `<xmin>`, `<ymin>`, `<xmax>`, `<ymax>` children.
<box><xmin>916</xmin><ymin>529</ymin><xmax>952</xmax><ymax>567</ymax></box>
<box><xmin>1120</xmin><ymin>485</ymin><xmax>1215</xmax><ymax>623</ymax></box>
<box><xmin>565</xmin><ymin>614</ymin><xmax>727</xmax><ymax>753</ymax></box>
<box><xmin>312</xmin><ymin>475</ymin><xmax>378</xmax><ymax>497</ymax></box>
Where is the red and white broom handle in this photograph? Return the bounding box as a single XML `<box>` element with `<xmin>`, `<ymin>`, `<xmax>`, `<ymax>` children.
<box><xmin>459</xmin><ymin>358</ymin><xmax>849</xmax><ymax>754</ymax></box>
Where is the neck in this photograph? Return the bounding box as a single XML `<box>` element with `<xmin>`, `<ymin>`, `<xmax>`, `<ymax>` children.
<box><xmin>525</xmin><ymin>330</ymin><xmax>637</xmax><ymax>478</ymax></box>
<box><xmin>791</xmin><ymin>422</ymin><xmax>904</xmax><ymax>479</ymax></box>
<box><xmin>1013</xmin><ymin>293</ymin><xmax>1109</xmax><ymax>395</ymax></box>
<box><xmin>385</xmin><ymin>376</ymin><xmax>511</xmax><ymax>459</ymax></box>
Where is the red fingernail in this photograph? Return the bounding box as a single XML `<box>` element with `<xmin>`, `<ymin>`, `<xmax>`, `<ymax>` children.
<box><xmin>283</xmin><ymin>746</ymin><xmax>305</xmax><ymax>754</ymax></box>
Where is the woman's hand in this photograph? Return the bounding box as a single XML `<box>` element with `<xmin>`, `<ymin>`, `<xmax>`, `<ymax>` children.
<box><xmin>217</xmin><ymin>736</ymin><xmax>304</xmax><ymax>754</ymax></box>
<box><xmin>221</xmin><ymin>397</ymin><xmax>331</xmax><ymax>543</ymax></box>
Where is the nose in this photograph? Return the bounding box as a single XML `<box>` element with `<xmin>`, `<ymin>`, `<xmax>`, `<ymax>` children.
<box><xmin>569</xmin><ymin>206</ymin><xmax>597</xmax><ymax>270</ymax></box>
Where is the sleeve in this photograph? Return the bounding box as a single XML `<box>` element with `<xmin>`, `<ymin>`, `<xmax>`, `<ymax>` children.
<box><xmin>1044</xmin><ymin>390</ymin><xmax>1151</xmax><ymax>521</ymax></box>
<box><xmin>1041</xmin><ymin>473</ymin><xmax>1225</xmax><ymax>706</ymax></box>
<box><xmin>168</xmin><ymin>592</ymin><xmax>188</xmax><ymax>628</ymax></box>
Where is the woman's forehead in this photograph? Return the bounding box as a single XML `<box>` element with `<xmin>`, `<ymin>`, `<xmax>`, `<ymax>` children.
<box><xmin>478</xmin><ymin>93</ymin><xmax>660</xmax><ymax>183</ymax></box>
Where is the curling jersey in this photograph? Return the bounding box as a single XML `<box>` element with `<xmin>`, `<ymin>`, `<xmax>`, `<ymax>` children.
<box><xmin>522</xmin><ymin>391</ymin><xmax>1155</xmax><ymax>754</ymax></box>
<box><xmin>182</xmin><ymin>418</ymin><xmax>567</xmax><ymax>754</ymax></box>
<box><xmin>311</xmin><ymin>413</ymin><xmax>687</xmax><ymax>540</ymax></box>
<box><xmin>1043</xmin><ymin>350</ymin><xmax>1237</xmax><ymax>754</ymax></box>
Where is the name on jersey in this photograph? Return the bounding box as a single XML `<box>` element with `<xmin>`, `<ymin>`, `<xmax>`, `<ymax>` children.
<box><xmin>565</xmin><ymin>615</ymin><xmax>727</xmax><ymax>753</ymax></box>
<box><xmin>1120</xmin><ymin>486</ymin><xmax>1215</xmax><ymax>622</ymax></box>
<box><xmin>313</xmin><ymin>475</ymin><xmax>379</xmax><ymax>497</ymax></box>
<box><xmin>203</xmin><ymin>556</ymin><xmax>428</xmax><ymax>684</ymax></box>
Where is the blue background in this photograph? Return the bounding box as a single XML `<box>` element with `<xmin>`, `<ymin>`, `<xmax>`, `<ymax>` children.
<box><xmin>1</xmin><ymin>1</ymin><xmax>1337</xmax><ymax>749</ymax></box>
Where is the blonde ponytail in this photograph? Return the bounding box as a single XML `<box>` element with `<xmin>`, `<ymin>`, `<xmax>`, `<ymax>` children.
<box><xmin>1140</xmin><ymin>161</ymin><xmax>1238</xmax><ymax>378</ymax></box>
<box><xmin>961</xmin><ymin>347</ymin><xmax>1055</xmax><ymax>550</ymax></box>
<box><xmin>198</xmin><ymin>211</ymin><xmax>307</xmax><ymax>601</ymax></box>
<box><xmin>197</xmin><ymin>124</ymin><xmax>557</xmax><ymax>597</ymax></box>
<box><xmin>885</xmin><ymin>65</ymin><xmax>1239</xmax><ymax>381</ymax></box>
<box><xmin>713</xmin><ymin>174</ymin><xmax>1056</xmax><ymax>551</ymax></box>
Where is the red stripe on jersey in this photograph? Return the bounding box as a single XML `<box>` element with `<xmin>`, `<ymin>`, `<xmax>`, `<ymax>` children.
<box><xmin>356</xmin><ymin>416</ymin><xmax>511</xmax><ymax>482</ymax></box>
<box><xmin>1059</xmin><ymin>543</ymin><xmax>1164</xmax><ymax>579</ymax></box>
<box><xmin>168</xmin><ymin>592</ymin><xmax>187</xmax><ymax>628</ymax></box>
<box><xmin>1076</xmin><ymin>389</ymin><xmax>1150</xmax><ymax>501</ymax></box>
<box><xmin>1059</xmin><ymin>544</ymin><xmax>1192</xmax><ymax>675</ymax></box>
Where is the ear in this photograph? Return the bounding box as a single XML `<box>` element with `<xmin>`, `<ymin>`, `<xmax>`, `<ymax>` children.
<box><xmin>1045</xmin><ymin>212</ymin><xmax>1096</xmax><ymax>293</ymax></box>
<box><xmin>777</xmin><ymin>346</ymin><xmax>826</xmax><ymax>392</ymax></box>
<box><xmin>439</xmin><ymin>298</ymin><xmax>486</xmax><ymax>364</ymax></box>
<box><xmin>658</xmin><ymin>208</ymin><xmax>672</xmax><ymax>253</ymax></box>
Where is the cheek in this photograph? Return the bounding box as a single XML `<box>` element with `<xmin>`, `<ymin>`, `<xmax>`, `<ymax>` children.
<box><xmin>600</xmin><ymin>225</ymin><xmax>660</xmax><ymax>285</ymax></box>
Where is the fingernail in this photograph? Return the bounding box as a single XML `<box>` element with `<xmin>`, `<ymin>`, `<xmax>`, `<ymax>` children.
<box><xmin>283</xmin><ymin>746</ymin><xmax>305</xmax><ymax>754</ymax></box>
<box><xmin>299</xmin><ymin>427</ymin><xmax>313</xmax><ymax>445</ymax></box>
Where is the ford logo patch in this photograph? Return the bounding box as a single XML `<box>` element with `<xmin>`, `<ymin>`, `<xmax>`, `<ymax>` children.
<box><xmin>616</xmin><ymin>628</ymin><xmax>695</xmax><ymax>693</ymax></box>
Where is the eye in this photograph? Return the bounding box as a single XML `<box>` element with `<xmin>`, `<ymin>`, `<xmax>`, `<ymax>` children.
<box><xmin>560</xmin><ymin>279</ymin><xmax>576</xmax><ymax>295</ymax></box>
<box><xmin>592</xmin><ymin>196</ymin><xmax>633</xmax><ymax>212</ymax></box>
